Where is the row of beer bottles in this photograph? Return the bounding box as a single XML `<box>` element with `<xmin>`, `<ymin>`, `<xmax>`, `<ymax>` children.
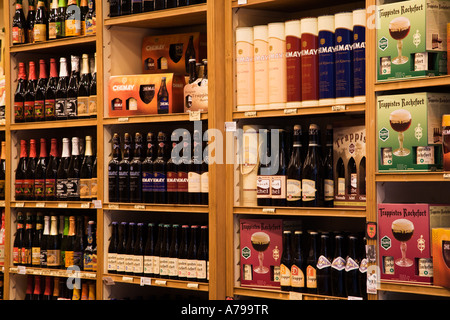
<box><xmin>257</xmin><ymin>124</ymin><xmax>366</xmax><ymax>207</ymax></box>
<box><xmin>108</xmin><ymin>221</ymin><xmax>209</xmax><ymax>282</ymax></box>
<box><xmin>24</xmin><ymin>275</ymin><xmax>96</xmax><ymax>300</ymax></box>
<box><xmin>280</xmin><ymin>230</ymin><xmax>367</xmax><ymax>299</ymax></box>
<box><xmin>108</xmin><ymin>130</ymin><xmax>208</xmax><ymax>205</ymax></box>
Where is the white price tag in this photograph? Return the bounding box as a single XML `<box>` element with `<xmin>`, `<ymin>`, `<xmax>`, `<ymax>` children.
<box><xmin>262</xmin><ymin>208</ymin><xmax>276</xmax><ymax>213</ymax></box>
<box><xmin>58</xmin><ymin>202</ymin><xmax>68</xmax><ymax>208</ymax></box>
<box><xmin>18</xmin><ymin>266</ymin><xmax>27</xmax><ymax>275</ymax></box>
<box><xmin>118</xmin><ymin>117</ymin><xmax>129</xmax><ymax>122</ymax></box>
<box><xmin>443</xmin><ymin>173</ymin><xmax>450</xmax><ymax>179</ymax></box>
<box><xmin>187</xmin><ymin>283</ymin><xmax>199</xmax><ymax>289</ymax></box>
<box><xmin>140</xmin><ymin>277</ymin><xmax>152</xmax><ymax>286</ymax></box>
<box><xmin>189</xmin><ymin>110</ymin><xmax>201</xmax><ymax>121</ymax></box>
<box><xmin>238</xmin><ymin>0</ymin><xmax>248</xmax><ymax>4</ymax></box>
<box><xmin>225</xmin><ymin>122</ymin><xmax>237</xmax><ymax>132</ymax></box>
<box><xmin>15</xmin><ymin>202</ymin><xmax>24</xmax><ymax>208</ymax></box>
<box><xmin>284</xmin><ymin>108</ymin><xmax>297</xmax><ymax>115</ymax></box>
<box><xmin>0</xmin><ymin>201</ymin><xmax>5</xmax><ymax>207</ymax></box>
<box><xmin>289</xmin><ymin>292</ymin><xmax>302</xmax><ymax>300</ymax></box>
<box><xmin>92</xmin><ymin>200</ymin><xmax>102</xmax><ymax>208</ymax></box>
<box><xmin>36</xmin><ymin>202</ymin><xmax>46</xmax><ymax>208</ymax></box>
<box><xmin>134</xmin><ymin>204</ymin><xmax>145</xmax><ymax>210</ymax></box>
<box><xmin>332</xmin><ymin>105</ymin><xmax>347</xmax><ymax>112</ymax></box>
<box><xmin>122</xmin><ymin>276</ymin><xmax>134</xmax><ymax>283</ymax></box>
<box><xmin>81</xmin><ymin>202</ymin><xmax>90</xmax><ymax>208</ymax></box>
<box><xmin>155</xmin><ymin>280</ymin><xmax>167</xmax><ymax>286</ymax></box>
<box><xmin>244</xmin><ymin>111</ymin><xmax>257</xmax><ymax>117</ymax></box>
<box><xmin>108</xmin><ymin>203</ymin><xmax>119</xmax><ymax>210</ymax></box>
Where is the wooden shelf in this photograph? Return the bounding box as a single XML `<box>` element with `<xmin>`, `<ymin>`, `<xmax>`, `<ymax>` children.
<box><xmin>379</xmin><ymin>281</ymin><xmax>450</xmax><ymax>298</ymax></box>
<box><xmin>9</xmin><ymin>266</ymin><xmax>97</xmax><ymax>280</ymax></box>
<box><xmin>233</xmin><ymin>286</ymin><xmax>347</xmax><ymax>300</ymax></box>
<box><xmin>234</xmin><ymin>206</ymin><xmax>366</xmax><ymax>218</ymax></box>
<box><xmin>104</xmin><ymin>274</ymin><xmax>209</xmax><ymax>292</ymax></box>
<box><xmin>104</xmin><ymin>4</ymin><xmax>207</xmax><ymax>29</ymax></box>
<box><xmin>104</xmin><ymin>202</ymin><xmax>208</xmax><ymax>213</ymax></box>
<box><xmin>375</xmin><ymin>172</ymin><xmax>450</xmax><ymax>182</ymax></box>
<box><xmin>10</xmin><ymin>201</ymin><xmax>99</xmax><ymax>210</ymax></box>
<box><xmin>375</xmin><ymin>75</ymin><xmax>450</xmax><ymax>92</ymax></box>
<box><xmin>10</xmin><ymin>119</ymin><xmax>97</xmax><ymax>131</ymax></box>
<box><xmin>231</xmin><ymin>0</ymin><xmax>363</xmax><ymax>11</ymax></box>
<box><xmin>9</xmin><ymin>35</ymin><xmax>97</xmax><ymax>54</ymax></box>
<box><xmin>233</xmin><ymin>103</ymin><xmax>365</xmax><ymax>120</ymax></box>
<box><xmin>103</xmin><ymin>112</ymin><xmax>207</xmax><ymax>126</ymax></box>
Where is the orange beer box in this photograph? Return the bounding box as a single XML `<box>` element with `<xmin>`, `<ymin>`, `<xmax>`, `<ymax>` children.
<box><xmin>142</xmin><ymin>32</ymin><xmax>207</xmax><ymax>75</ymax></box>
<box><xmin>432</xmin><ymin>228</ymin><xmax>450</xmax><ymax>288</ymax></box>
<box><xmin>108</xmin><ymin>74</ymin><xmax>185</xmax><ymax>117</ymax></box>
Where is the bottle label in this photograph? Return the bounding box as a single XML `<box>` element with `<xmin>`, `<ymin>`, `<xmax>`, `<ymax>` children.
<box><xmin>144</xmin><ymin>255</ymin><xmax>153</xmax><ymax>274</ymax></box>
<box><xmin>153</xmin><ymin>256</ymin><xmax>160</xmax><ymax>275</ymax></box>
<box><xmin>45</xmin><ymin>99</ymin><xmax>56</xmax><ymax>119</ymax></box>
<box><xmin>34</xmin><ymin>24</ymin><xmax>47</xmax><ymax>42</ymax></box>
<box><xmin>55</xmin><ymin>21</ymin><xmax>63</xmax><ymax>38</ymax></box>
<box><xmin>27</xmin><ymin>28</ymin><xmax>34</xmax><ymax>44</ymax></box>
<box><xmin>24</xmin><ymin>101</ymin><xmax>35</xmax><ymax>120</ymax></box>
<box><xmin>286</xmin><ymin>35</ymin><xmax>302</xmax><ymax>104</ymax></box>
<box><xmin>56</xmin><ymin>178</ymin><xmax>68</xmax><ymax>199</ymax></box>
<box><xmin>80</xmin><ymin>178</ymin><xmax>92</xmax><ymax>199</ymax></box>
<box><xmin>84</xmin><ymin>253</ymin><xmax>97</xmax><ymax>272</ymax></box>
<box><xmin>22</xmin><ymin>179</ymin><xmax>34</xmax><ymax>198</ymax></box>
<box><xmin>134</xmin><ymin>255</ymin><xmax>144</xmax><ymax>274</ymax></box>
<box><xmin>56</xmin><ymin>98</ymin><xmax>66</xmax><ymax>118</ymax></box>
<box><xmin>12</xmin><ymin>26</ymin><xmax>25</xmax><ymax>44</ymax></box>
<box><xmin>15</xmin><ymin>180</ymin><xmax>23</xmax><ymax>199</ymax></box>
<box><xmin>91</xmin><ymin>178</ymin><xmax>98</xmax><ymax>199</ymax></box>
<box><xmin>153</xmin><ymin>172</ymin><xmax>166</xmax><ymax>193</ymax></box>
<box><xmin>86</xmin><ymin>17</ymin><xmax>96</xmax><ymax>35</ymax></box>
<box><xmin>108</xmin><ymin>253</ymin><xmax>117</xmax><ymax>272</ymax></box>
<box><xmin>66</xmin><ymin>98</ymin><xmax>78</xmax><ymax>117</ymax></box>
<box><xmin>291</xmin><ymin>265</ymin><xmax>305</xmax><ymax>288</ymax></box>
<box><xmin>201</xmin><ymin>172</ymin><xmax>209</xmax><ymax>193</ymax></box>
<box><xmin>168</xmin><ymin>257</ymin><xmax>178</xmax><ymax>277</ymax></box>
<box><xmin>280</xmin><ymin>263</ymin><xmax>291</xmax><ymax>286</ymax></box>
<box><xmin>77</xmin><ymin>97</ymin><xmax>89</xmax><ymax>117</ymax></box>
<box><xmin>286</xmin><ymin>179</ymin><xmax>301</xmax><ymax>201</ymax></box>
<box><xmin>167</xmin><ymin>171</ymin><xmax>178</xmax><ymax>193</ymax></box>
<box><xmin>159</xmin><ymin>257</ymin><xmax>169</xmax><ymax>276</ymax></box>
<box><xmin>34</xmin><ymin>100</ymin><xmax>45</xmax><ymax>120</ymax></box>
<box><xmin>345</xmin><ymin>257</ymin><xmax>359</xmax><ymax>272</ymax></box>
<box><xmin>88</xmin><ymin>95</ymin><xmax>97</xmax><ymax>116</ymax></box>
<box><xmin>271</xmin><ymin>175</ymin><xmax>286</xmax><ymax>199</ymax></box>
<box><xmin>13</xmin><ymin>246</ymin><xmax>20</xmax><ymax>264</ymax></box>
<box><xmin>254</xmin><ymin>38</ymin><xmax>269</xmax><ymax>107</ymax></box>
<box><xmin>177</xmin><ymin>171</ymin><xmax>189</xmax><ymax>192</ymax></box>
<box><xmin>46</xmin><ymin>249</ymin><xmax>61</xmax><ymax>267</ymax></box>
<box><xmin>40</xmin><ymin>248</ymin><xmax>47</xmax><ymax>267</ymax></box>
<box><xmin>301</xmin><ymin>33</ymin><xmax>319</xmax><ymax>102</ymax></box>
<box><xmin>331</xmin><ymin>256</ymin><xmax>346</xmax><ymax>271</ymax></box>
<box><xmin>66</xmin><ymin>178</ymin><xmax>80</xmax><ymax>198</ymax></box>
<box><xmin>256</xmin><ymin>175</ymin><xmax>271</xmax><ymax>198</ymax></box>
<box><xmin>186</xmin><ymin>259</ymin><xmax>197</xmax><ymax>279</ymax></box>
<box><xmin>124</xmin><ymin>255</ymin><xmax>134</xmax><ymax>273</ymax></box>
<box><xmin>236</xmin><ymin>39</ymin><xmax>255</xmax><ymax>108</ymax></box>
<box><xmin>49</xmin><ymin>22</ymin><xmax>57</xmax><ymax>39</ymax></box>
<box><xmin>34</xmin><ymin>179</ymin><xmax>45</xmax><ymax>198</ymax></box>
<box><xmin>324</xmin><ymin>179</ymin><xmax>334</xmax><ymax>201</ymax></box>
<box><xmin>353</xmin><ymin>25</ymin><xmax>366</xmax><ymax>97</ymax></box>
<box><xmin>188</xmin><ymin>172</ymin><xmax>201</xmax><ymax>193</ymax></box>
<box><xmin>350</xmin><ymin>173</ymin><xmax>357</xmax><ymax>194</ymax></box>
<box><xmin>116</xmin><ymin>254</ymin><xmax>125</xmax><ymax>272</ymax></box>
<box><xmin>196</xmin><ymin>260</ymin><xmax>207</xmax><ymax>280</ymax></box>
<box><xmin>316</xmin><ymin>255</ymin><xmax>332</xmax><ymax>269</ymax></box>
<box><xmin>268</xmin><ymin>35</ymin><xmax>287</xmax><ymax>105</ymax></box>
<box><xmin>65</xmin><ymin>6</ymin><xmax>81</xmax><ymax>36</ymax></box>
<box><xmin>14</xmin><ymin>102</ymin><xmax>24</xmax><ymax>122</ymax></box>
<box><xmin>306</xmin><ymin>265</ymin><xmax>317</xmax><ymax>288</ymax></box>
<box><xmin>142</xmin><ymin>171</ymin><xmax>153</xmax><ymax>193</ymax></box>
<box><xmin>302</xmin><ymin>179</ymin><xmax>316</xmax><ymax>202</ymax></box>
<box><xmin>318</xmin><ymin>29</ymin><xmax>335</xmax><ymax>100</ymax></box>
<box><xmin>359</xmin><ymin>258</ymin><xmax>368</xmax><ymax>273</ymax></box>
<box><xmin>65</xmin><ymin>250</ymin><xmax>74</xmax><ymax>268</ymax></box>
<box><xmin>158</xmin><ymin>98</ymin><xmax>169</xmax><ymax>113</ymax></box>
<box><xmin>337</xmin><ymin>177</ymin><xmax>345</xmax><ymax>196</ymax></box>
<box><xmin>334</xmin><ymin>27</ymin><xmax>353</xmax><ymax>99</ymax></box>
<box><xmin>73</xmin><ymin>251</ymin><xmax>83</xmax><ymax>267</ymax></box>
<box><xmin>178</xmin><ymin>259</ymin><xmax>187</xmax><ymax>278</ymax></box>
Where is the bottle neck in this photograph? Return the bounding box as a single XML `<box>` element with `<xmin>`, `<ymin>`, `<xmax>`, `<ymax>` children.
<box><xmin>28</xmin><ymin>63</ymin><xmax>37</xmax><ymax>81</ymax></box>
<box><xmin>49</xmin><ymin>59</ymin><xmax>58</xmax><ymax>78</ymax></box>
<box><xmin>81</xmin><ymin>56</ymin><xmax>89</xmax><ymax>76</ymax></box>
<box><xmin>39</xmin><ymin>139</ymin><xmax>47</xmax><ymax>158</ymax></box>
<box><xmin>20</xmin><ymin>141</ymin><xmax>27</xmax><ymax>158</ymax></box>
<box><xmin>71</xmin><ymin>56</ymin><xmax>80</xmax><ymax>74</ymax></box>
<box><xmin>71</xmin><ymin>138</ymin><xmax>80</xmax><ymax>156</ymax></box>
<box><xmin>51</xmin><ymin>0</ymin><xmax>58</xmax><ymax>9</ymax></box>
<box><xmin>18</xmin><ymin>64</ymin><xmax>26</xmax><ymax>80</ymax></box>
<box><xmin>84</xmin><ymin>138</ymin><xmax>93</xmax><ymax>157</ymax></box>
<box><xmin>43</xmin><ymin>217</ymin><xmax>50</xmax><ymax>235</ymax></box>
<box><xmin>59</xmin><ymin>60</ymin><xmax>68</xmax><ymax>78</ymax></box>
<box><xmin>50</xmin><ymin>217</ymin><xmax>58</xmax><ymax>236</ymax></box>
<box><xmin>29</xmin><ymin>140</ymin><xmax>37</xmax><ymax>158</ymax></box>
<box><xmin>1</xmin><ymin>142</ymin><xmax>6</xmax><ymax>160</ymax></box>
<box><xmin>68</xmin><ymin>217</ymin><xmax>76</xmax><ymax>236</ymax></box>
<box><xmin>50</xmin><ymin>139</ymin><xmax>58</xmax><ymax>157</ymax></box>
<box><xmin>61</xmin><ymin>139</ymin><xmax>70</xmax><ymax>158</ymax></box>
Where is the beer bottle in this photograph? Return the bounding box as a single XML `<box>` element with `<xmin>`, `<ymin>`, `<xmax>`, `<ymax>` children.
<box><xmin>323</xmin><ymin>125</ymin><xmax>334</xmax><ymax>207</ymax></box>
<box><xmin>358</xmin><ymin>236</ymin><xmax>368</xmax><ymax>300</ymax></box>
<box><xmin>25</xmin><ymin>276</ymin><xmax>34</xmax><ymax>300</ymax></box>
<box><xmin>79</xmin><ymin>0</ymin><xmax>89</xmax><ymax>35</ymax></box>
<box><xmin>121</xmin><ymin>0</ymin><xmax>132</xmax><ymax>15</ymax></box>
<box><xmin>65</xmin><ymin>0</ymin><xmax>81</xmax><ymax>37</ymax></box>
<box><xmin>78</xmin><ymin>54</ymin><xmax>91</xmax><ymax>118</ymax></box>
<box><xmin>66</xmin><ymin>137</ymin><xmax>82</xmax><ymax>201</ymax></box>
<box><xmin>52</xmin><ymin>278</ymin><xmax>60</xmax><ymax>300</ymax></box>
<box><xmin>23</xmin><ymin>139</ymin><xmax>37</xmax><ymax>200</ymax></box>
<box><xmin>43</xmin><ymin>276</ymin><xmax>52</xmax><ymax>300</ymax></box>
<box><xmin>359</xmin><ymin>157</ymin><xmax>366</xmax><ymax>196</ymax></box>
<box><xmin>83</xmin><ymin>221</ymin><xmax>97</xmax><ymax>272</ymax></box>
<box><xmin>110</xmin><ymin>0</ymin><xmax>121</xmax><ymax>17</ymax></box>
<box><xmin>15</xmin><ymin>140</ymin><xmax>28</xmax><ymax>200</ymax></box>
<box><xmin>48</xmin><ymin>0</ymin><xmax>58</xmax><ymax>40</ymax></box>
<box><xmin>157</xmin><ymin>77</ymin><xmax>169</xmax><ymax>114</ymax></box>
<box><xmin>178</xmin><ymin>225</ymin><xmax>190</xmax><ymax>280</ymax></box>
<box><xmin>24</xmin><ymin>61</ymin><xmax>37</xmax><ymax>122</ymax></box>
<box><xmin>167</xmin><ymin>138</ymin><xmax>178</xmax><ymax>204</ymax></box>
<box><xmin>22</xmin><ymin>212</ymin><xmax>34</xmax><ymax>266</ymax></box>
<box><xmin>302</xmin><ymin>124</ymin><xmax>323</xmax><ymax>207</ymax></box>
<box><xmin>154</xmin><ymin>0</ymin><xmax>165</xmax><ymax>10</ymax></box>
<box><xmin>32</xmin><ymin>275</ymin><xmax>43</xmax><ymax>300</ymax></box>
<box><xmin>13</xmin><ymin>212</ymin><xmax>25</xmax><ymax>266</ymax></box>
<box><xmin>45</xmin><ymin>58</ymin><xmax>58</xmax><ymax>121</ymax></box>
<box><xmin>72</xmin><ymin>216</ymin><xmax>84</xmax><ymax>269</ymax></box>
<box><xmin>132</xmin><ymin>0</ymin><xmax>142</xmax><ymax>13</ymax></box>
<box><xmin>80</xmin><ymin>136</ymin><xmax>94</xmax><ymax>201</ymax></box>
<box><xmin>142</xmin><ymin>132</ymin><xmax>155</xmax><ymax>203</ymax></box>
<box><xmin>306</xmin><ymin>231</ymin><xmax>318</xmax><ymax>294</ymax></box>
<box><xmin>118</xmin><ymin>133</ymin><xmax>132</xmax><ymax>203</ymax></box>
<box><xmin>88</xmin><ymin>53</ymin><xmax>97</xmax><ymax>117</ymax></box>
<box><xmin>34</xmin><ymin>59</ymin><xmax>47</xmax><ymax>121</ymax></box>
<box><xmin>159</xmin><ymin>224</ymin><xmax>171</xmax><ymax>278</ymax></box>
<box><xmin>153</xmin><ymin>223</ymin><xmax>164</xmax><ymax>277</ymax></box>
<box><xmin>108</xmin><ymin>133</ymin><xmax>121</xmax><ymax>203</ymax></box>
<box><xmin>12</xmin><ymin>0</ymin><xmax>27</xmax><ymax>45</ymax></box>
<box><xmin>33</xmin><ymin>1</ymin><xmax>48</xmax><ymax>43</ymax></box>
<box><xmin>45</xmin><ymin>139</ymin><xmax>59</xmax><ymax>201</ymax></box>
<box><xmin>65</xmin><ymin>216</ymin><xmax>76</xmax><ymax>268</ymax></box>
<box><xmin>116</xmin><ymin>222</ymin><xmax>127</xmax><ymax>274</ymax></box>
<box><xmin>124</xmin><ymin>222</ymin><xmax>136</xmax><ymax>274</ymax></box>
<box><xmin>167</xmin><ymin>0</ymin><xmax>176</xmax><ymax>8</ymax></box>
<box><xmin>60</xmin><ymin>216</ymin><xmax>69</xmax><ymax>267</ymax></box>
<box><xmin>153</xmin><ymin>132</ymin><xmax>167</xmax><ymax>204</ymax></box>
<box><xmin>348</xmin><ymin>157</ymin><xmax>357</xmax><ymax>195</ymax></box>
<box><xmin>56</xmin><ymin>0</ymin><xmax>67</xmax><ymax>38</ymax></box>
<box><xmin>185</xmin><ymin>36</ymin><xmax>196</xmax><ymax>73</ymax></box>
<box><xmin>316</xmin><ymin>233</ymin><xmax>332</xmax><ymax>295</ymax></box>
<box><xmin>287</xmin><ymin>125</ymin><xmax>303</xmax><ymax>207</ymax></box>
<box><xmin>291</xmin><ymin>231</ymin><xmax>305</xmax><ymax>293</ymax></box>
<box><xmin>271</xmin><ymin>130</ymin><xmax>287</xmax><ymax>207</ymax></box>
<box><xmin>14</xmin><ymin>63</ymin><xmax>27</xmax><ymax>123</ymax></box>
<box><xmin>66</xmin><ymin>55</ymin><xmax>80</xmax><ymax>118</ymax></box>
<box><xmin>26</xmin><ymin>0</ymin><xmax>36</xmax><ymax>43</ymax></box>
<box><xmin>196</xmin><ymin>225</ymin><xmax>208</xmax><ymax>282</ymax></box>
<box><xmin>129</xmin><ymin>133</ymin><xmax>144</xmax><ymax>203</ymax></box>
<box><xmin>34</xmin><ymin>138</ymin><xmax>47</xmax><ymax>201</ymax></box>
<box><xmin>56</xmin><ymin>138</ymin><xmax>70</xmax><ymax>201</ymax></box>
<box><xmin>168</xmin><ymin>224</ymin><xmax>180</xmax><ymax>279</ymax></box>
<box><xmin>257</xmin><ymin>129</ymin><xmax>271</xmax><ymax>206</ymax></box>
<box><xmin>331</xmin><ymin>235</ymin><xmax>345</xmax><ymax>297</ymax></box>
<box><xmin>108</xmin><ymin>221</ymin><xmax>119</xmax><ymax>274</ymax></box>
<box><xmin>40</xmin><ymin>215</ymin><xmax>50</xmax><ymax>267</ymax></box>
<box><xmin>186</xmin><ymin>225</ymin><xmax>199</xmax><ymax>281</ymax></box>
<box><xmin>143</xmin><ymin>223</ymin><xmax>155</xmax><ymax>276</ymax></box>
<box><xmin>143</xmin><ymin>0</ymin><xmax>155</xmax><ymax>12</ymax></box>
<box><xmin>47</xmin><ymin>215</ymin><xmax>61</xmax><ymax>268</ymax></box>
<box><xmin>177</xmin><ymin>131</ymin><xmax>190</xmax><ymax>204</ymax></box>
<box><xmin>56</xmin><ymin>57</ymin><xmax>69</xmax><ymax>120</ymax></box>
<box><xmin>31</xmin><ymin>213</ymin><xmax>43</xmax><ymax>267</ymax></box>
<box><xmin>280</xmin><ymin>230</ymin><xmax>292</xmax><ymax>291</ymax></box>
<box><xmin>345</xmin><ymin>235</ymin><xmax>360</xmax><ymax>298</ymax></box>
<box><xmin>133</xmin><ymin>223</ymin><xmax>145</xmax><ymax>276</ymax></box>
<box><xmin>188</xmin><ymin>130</ymin><xmax>202</xmax><ymax>204</ymax></box>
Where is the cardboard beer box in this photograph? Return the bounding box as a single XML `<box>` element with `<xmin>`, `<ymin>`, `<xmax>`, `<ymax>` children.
<box><xmin>432</xmin><ymin>228</ymin><xmax>450</xmax><ymax>288</ymax></box>
<box><xmin>184</xmin><ymin>77</ymin><xmax>208</xmax><ymax>112</ymax></box>
<box><xmin>378</xmin><ymin>203</ymin><xmax>433</xmax><ymax>284</ymax></box>
<box><xmin>108</xmin><ymin>74</ymin><xmax>185</xmax><ymax>117</ymax></box>
<box><xmin>377</xmin><ymin>0</ymin><xmax>450</xmax><ymax>81</ymax></box>
<box><xmin>333</xmin><ymin>124</ymin><xmax>366</xmax><ymax>208</ymax></box>
<box><xmin>240</xmin><ymin>219</ymin><xmax>283</xmax><ymax>289</ymax></box>
<box><xmin>142</xmin><ymin>32</ymin><xmax>207</xmax><ymax>75</ymax></box>
<box><xmin>377</xmin><ymin>92</ymin><xmax>450</xmax><ymax>171</ymax></box>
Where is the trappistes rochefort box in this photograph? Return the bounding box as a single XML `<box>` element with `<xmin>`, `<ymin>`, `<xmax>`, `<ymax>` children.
<box><xmin>240</xmin><ymin>219</ymin><xmax>282</xmax><ymax>289</ymax></box>
<box><xmin>142</xmin><ymin>33</ymin><xmax>207</xmax><ymax>75</ymax></box>
<box><xmin>333</xmin><ymin>125</ymin><xmax>366</xmax><ymax>208</ymax></box>
<box><xmin>108</xmin><ymin>74</ymin><xmax>185</xmax><ymax>117</ymax></box>
<box><xmin>377</xmin><ymin>92</ymin><xmax>450</xmax><ymax>171</ymax></box>
<box><xmin>377</xmin><ymin>0</ymin><xmax>450</xmax><ymax>81</ymax></box>
<box><xmin>378</xmin><ymin>203</ymin><xmax>433</xmax><ymax>284</ymax></box>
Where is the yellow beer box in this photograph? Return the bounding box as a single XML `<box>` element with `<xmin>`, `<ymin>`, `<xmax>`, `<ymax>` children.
<box><xmin>108</xmin><ymin>74</ymin><xmax>185</xmax><ymax>117</ymax></box>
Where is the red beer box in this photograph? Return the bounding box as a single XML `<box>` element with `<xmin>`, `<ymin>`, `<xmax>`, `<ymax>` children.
<box><xmin>432</xmin><ymin>228</ymin><xmax>450</xmax><ymax>288</ymax></box>
<box><xmin>240</xmin><ymin>219</ymin><xmax>282</xmax><ymax>289</ymax></box>
<box><xmin>142</xmin><ymin>32</ymin><xmax>207</xmax><ymax>75</ymax></box>
<box><xmin>108</xmin><ymin>74</ymin><xmax>185</xmax><ymax>117</ymax></box>
<box><xmin>378</xmin><ymin>203</ymin><xmax>432</xmax><ymax>284</ymax></box>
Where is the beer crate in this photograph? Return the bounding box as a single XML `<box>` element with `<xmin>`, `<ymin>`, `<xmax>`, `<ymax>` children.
<box><xmin>108</xmin><ymin>73</ymin><xmax>185</xmax><ymax>117</ymax></box>
<box><xmin>377</xmin><ymin>92</ymin><xmax>450</xmax><ymax>172</ymax></box>
<box><xmin>239</xmin><ymin>219</ymin><xmax>283</xmax><ymax>289</ymax></box>
<box><xmin>376</xmin><ymin>0</ymin><xmax>450</xmax><ymax>81</ymax></box>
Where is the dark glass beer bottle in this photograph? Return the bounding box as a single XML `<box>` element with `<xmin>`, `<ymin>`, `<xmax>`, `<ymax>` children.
<box><xmin>45</xmin><ymin>58</ymin><xmax>58</xmax><ymax>121</ymax></box>
<box><xmin>110</xmin><ymin>0</ymin><xmax>121</xmax><ymax>17</ymax></box>
<box><xmin>31</xmin><ymin>213</ymin><xmax>43</xmax><ymax>267</ymax></box>
<box><xmin>24</xmin><ymin>61</ymin><xmax>37</xmax><ymax>122</ymax></box>
<box><xmin>124</xmin><ymin>222</ymin><xmax>136</xmax><ymax>274</ymax></box>
<box><xmin>72</xmin><ymin>216</ymin><xmax>84</xmax><ymax>269</ymax></box>
<box><xmin>291</xmin><ymin>231</ymin><xmax>305</xmax><ymax>292</ymax></box>
<box><xmin>34</xmin><ymin>138</ymin><xmax>48</xmax><ymax>201</ymax></box>
<box><xmin>66</xmin><ymin>55</ymin><xmax>80</xmax><ymax>119</ymax></box>
<box><xmin>167</xmin><ymin>140</ymin><xmax>178</xmax><ymax>204</ymax></box>
<box><xmin>306</xmin><ymin>231</ymin><xmax>318</xmax><ymax>294</ymax></box>
<box><xmin>142</xmin><ymin>132</ymin><xmax>155</xmax><ymax>203</ymax></box>
<box><xmin>159</xmin><ymin>224</ymin><xmax>171</xmax><ymax>278</ymax></box>
<box><xmin>132</xmin><ymin>0</ymin><xmax>142</xmax><ymax>13</ymax></box>
<box><xmin>33</xmin><ymin>1</ymin><xmax>47</xmax><ymax>43</ymax></box>
<box><xmin>271</xmin><ymin>130</ymin><xmax>287</xmax><ymax>207</ymax></box>
<box><xmin>108</xmin><ymin>133</ymin><xmax>121</xmax><ymax>202</ymax></box>
<box><xmin>153</xmin><ymin>132</ymin><xmax>167</xmax><ymax>204</ymax></box>
<box><xmin>323</xmin><ymin>125</ymin><xmax>334</xmax><ymax>207</ymax></box>
<box><xmin>348</xmin><ymin>157</ymin><xmax>357</xmax><ymax>195</ymax></box>
<box><xmin>143</xmin><ymin>223</ymin><xmax>155</xmax><ymax>276</ymax></box>
<box><xmin>257</xmin><ymin>129</ymin><xmax>271</xmax><ymax>206</ymax></box>
<box><xmin>129</xmin><ymin>133</ymin><xmax>144</xmax><ymax>203</ymax></box>
<box><xmin>121</xmin><ymin>0</ymin><xmax>131</xmax><ymax>15</ymax></box>
<box><xmin>15</xmin><ymin>140</ymin><xmax>28</xmax><ymax>200</ymax></box>
<box><xmin>331</xmin><ymin>235</ymin><xmax>345</xmax><ymax>297</ymax></box>
<box><xmin>152</xmin><ymin>223</ymin><xmax>164</xmax><ymax>277</ymax></box>
<box><xmin>178</xmin><ymin>225</ymin><xmax>190</xmax><ymax>280</ymax></box>
<box><xmin>188</xmin><ymin>130</ymin><xmax>202</xmax><ymax>205</ymax></box>
<box><xmin>118</xmin><ymin>133</ymin><xmax>132</xmax><ymax>203</ymax></box>
<box><xmin>280</xmin><ymin>230</ymin><xmax>292</xmax><ymax>291</ymax></box>
<box><xmin>302</xmin><ymin>124</ymin><xmax>323</xmax><ymax>207</ymax></box>
<box><xmin>13</xmin><ymin>212</ymin><xmax>25</xmax><ymax>265</ymax></box>
<box><xmin>157</xmin><ymin>77</ymin><xmax>169</xmax><ymax>114</ymax></box>
<box><xmin>24</xmin><ymin>139</ymin><xmax>37</xmax><ymax>200</ymax></box>
<box><xmin>47</xmin><ymin>215</ymin><xmax>61</xmax><ymax>269</ymax></box>
<box><xmin>56</xmin><ymin>138</ymin><xmax>70</xmax><ymax>201</ymax></box>
<box><xmin>79</xmin><ymin>136</ymin><xmax>94</xmax><ymax>201</ymax></box>
<box><xmin>66</xmin><ymin>137</ymin><xmax>82</xmax><ymax>201</ymax></box>
<box><xmin>14</xmin><ymin>62</ymin><xmax>27</xmax><ymax>123</ymax></box>
<box><xmin>197</xmin><ymin>225</ymin><xmax>209</xmax><ymax>282</ymax></box>
<box><xmin>12</xmin><ymin>0</ymin><xmax>27</xmax><ymax>45</ymax></box>
<box><xmin>116</xmin><ymin>222</ymin><xmax>127</xmax><ymax>274</ymax></box>
<box><xmin>56</xmin><ymin>57</ymin><xmax>69</xmax><ymax>120</ymax></box>
<box><xmin>40</xmin><ymin>215</ymin><xmax>50</xmax><ymax>267</ymax></box>
<box><xmin>34</xmin><ymin>59</ymin><xmax>47</xmax><ymax>121</ymax></box>
<box><xmin>186</xmin><ymin>225</ymin><xmax>199</xmax><ymax>281</ymax></box>
<box><xmin>287</xmin><ymin>125</ymin><xmax>303</xmax><ymax>207</ymax></box>
<box><xmin>177</xmin><ymin>132</ymin><xmax>190</xmax><ymax>204</ymax></box>
<box><xmin>143</xmin><ymin>0</ymin><xmax>155</xmax><ymax>12</ymax></box>
<box><xmin>133</xmin><ymin>223</ymin><xmax>145</xmax><ymax>276</ymax></box>
<box><xmin>108</xmin><ymin>221</ymin><xmax>119</xmax><ymax>274</ymax></box>
<box><xmin>154</xmin><ymin>0</ymin><xmax>165</xmax><ymax>10</ymax></box>
<box><xmin>168</xmin><ymin>224</ymin><xmax>180</xmax><ymax>279</ymax></box>
<box><xmin>345</xmin><ymin>235</ymin><xmax>360</xmax><ymax>298</ymax></box>
<box><xmin>22</xmin><ymin>212</ymin><xmax>34</xmax><ymax>266</ymax></box>
<box><xmin>316</xmin><ymin>233</ymin><xmax>332</xmax><ymax>296</ymax></box>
